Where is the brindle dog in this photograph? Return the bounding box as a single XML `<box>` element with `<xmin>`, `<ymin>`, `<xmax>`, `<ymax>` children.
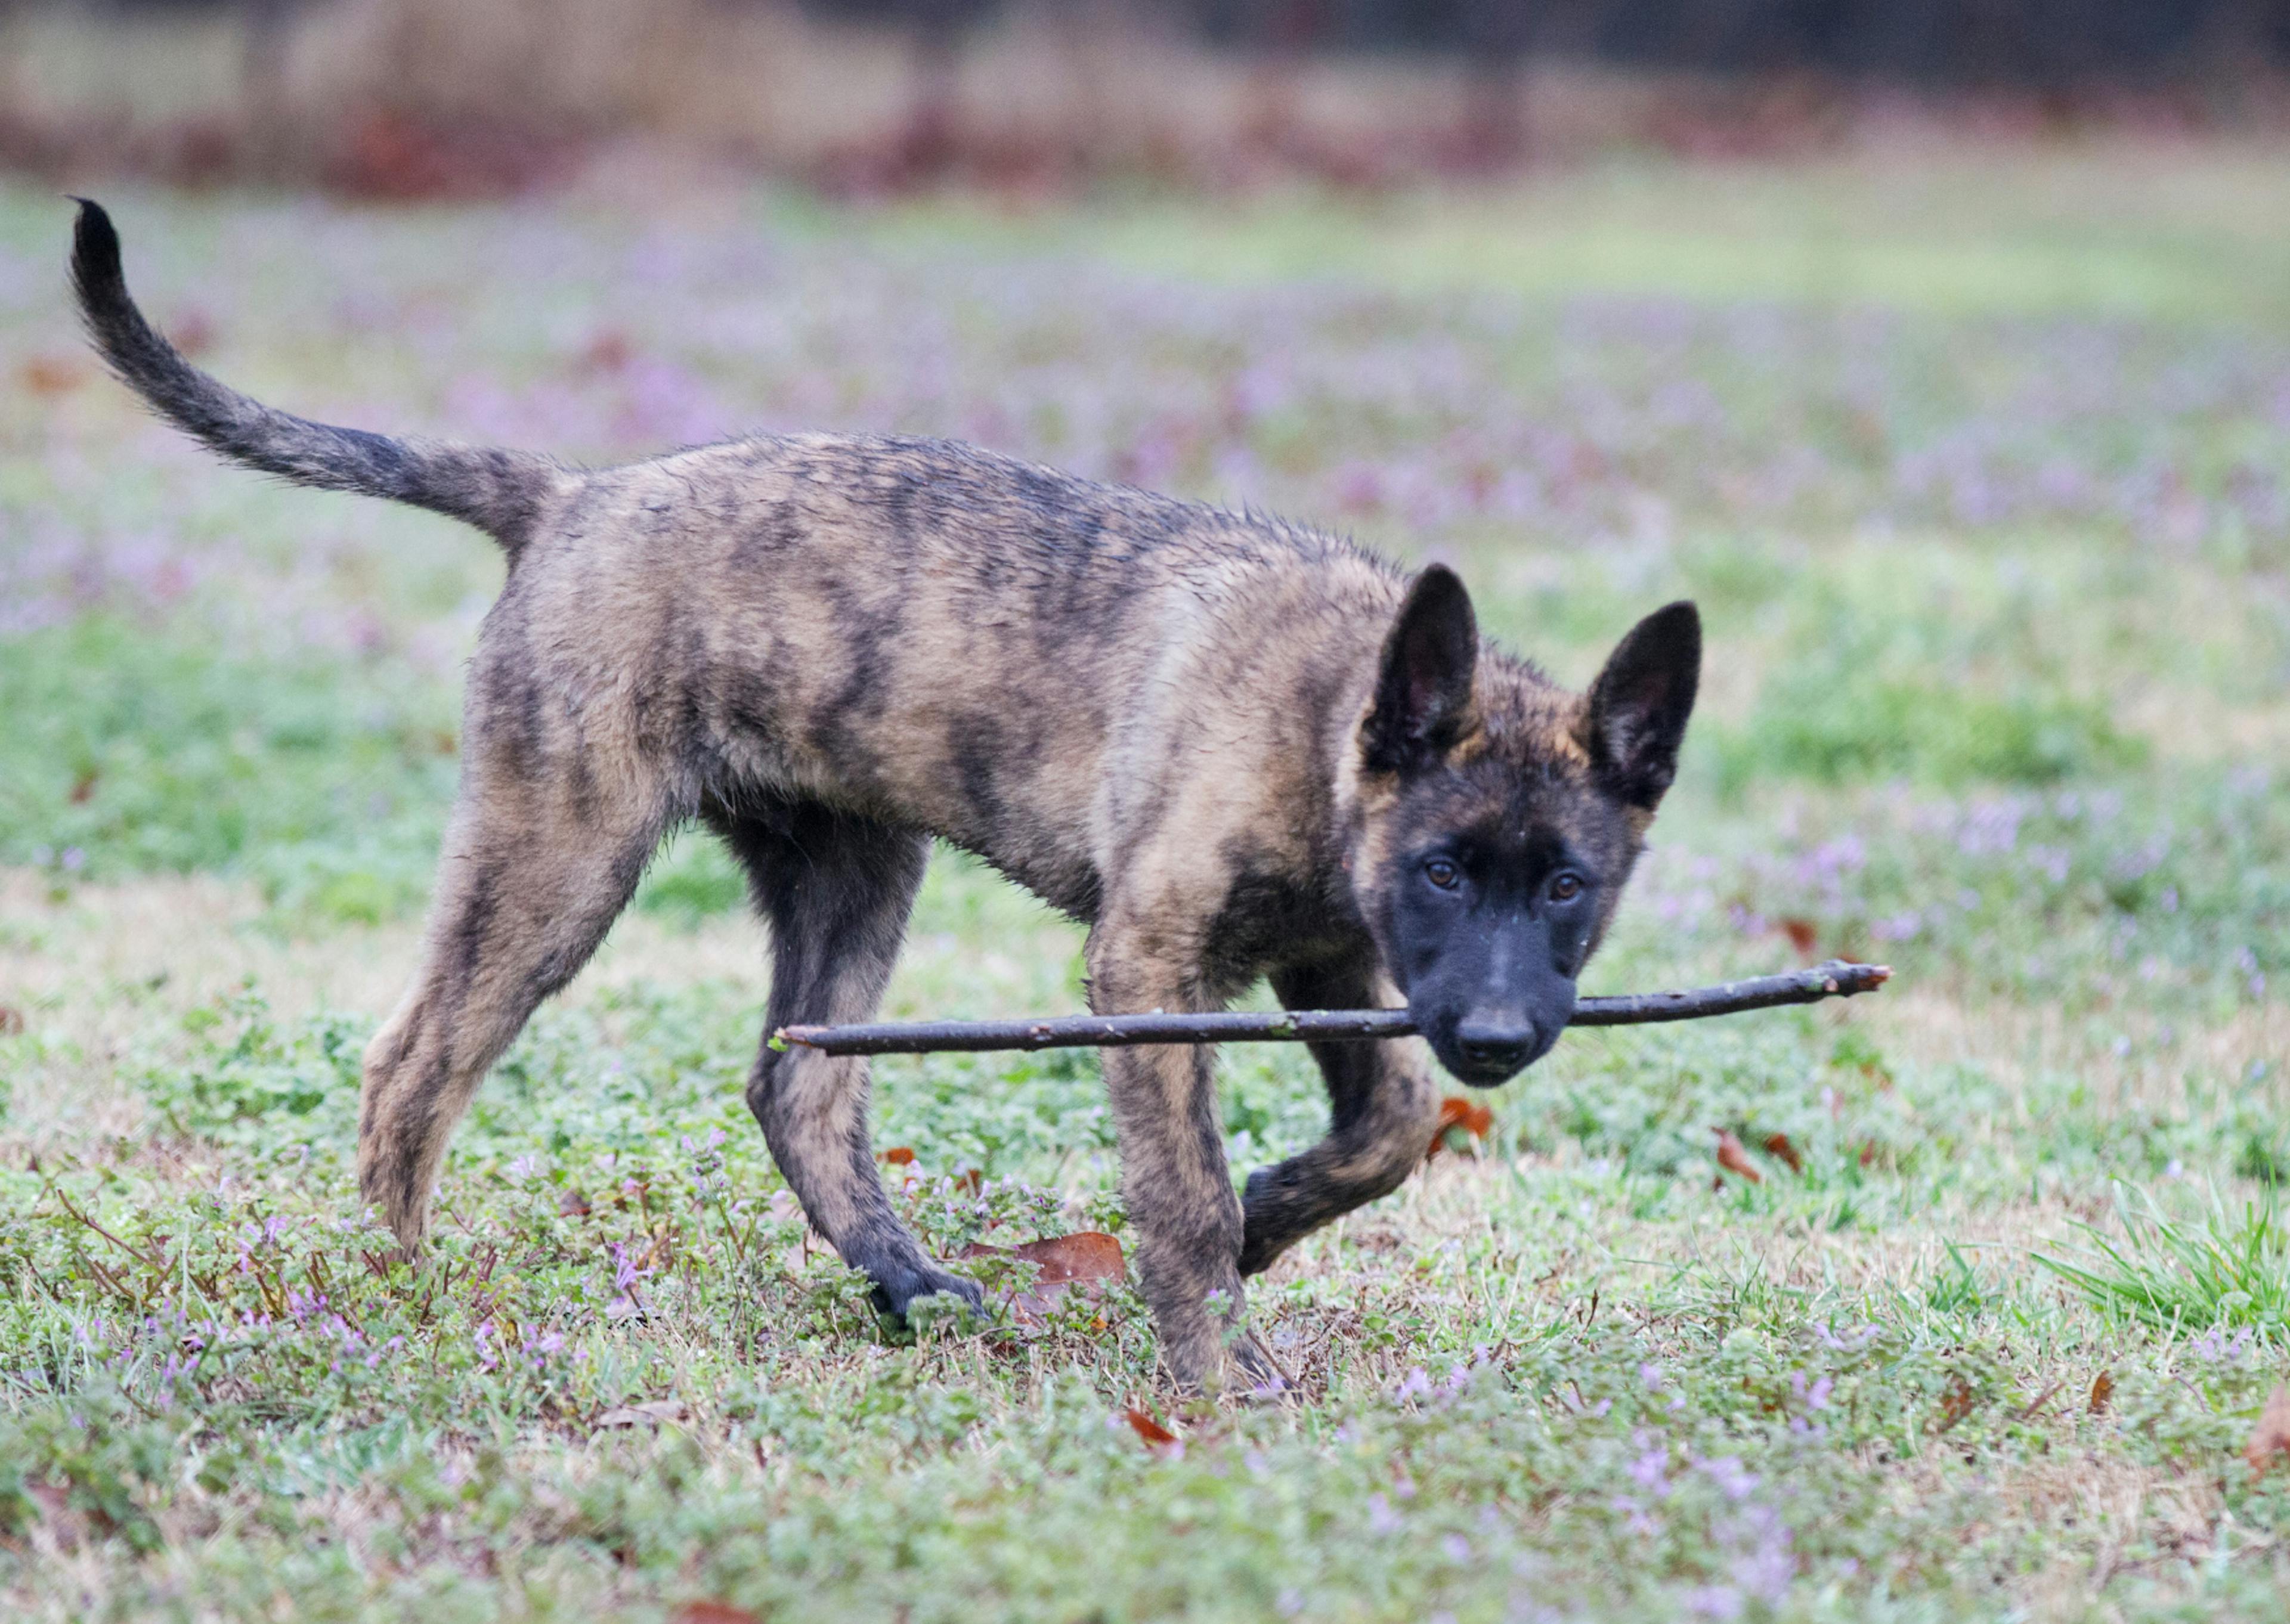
<box><xmin>70</xmin><ymin>200</ymin><xmax>1699</xmax><ymax>1393</ymax></box>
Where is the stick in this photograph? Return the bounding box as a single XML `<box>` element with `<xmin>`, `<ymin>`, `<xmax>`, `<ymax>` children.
<box><xmin>773</xmin><ymin>960</ymin><xmax>1890</xmax><ymax>1056</ymax></box>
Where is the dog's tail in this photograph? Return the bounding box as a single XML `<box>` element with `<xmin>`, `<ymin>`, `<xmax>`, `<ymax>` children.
<box><xmin>69</xmin><ymin>199</ymin><xmax>562</xmax><ymax>554</ymax></box>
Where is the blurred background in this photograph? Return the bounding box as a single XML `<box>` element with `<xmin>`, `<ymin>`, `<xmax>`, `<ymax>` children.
<box><xmin>5</xmin><ymin>14</ymin><xmax>2290</xmax><ymax>1612</ymax></box>
<box><xmin>2</xmin><ymin>0</ymin><xmax>2288</xmax><ymax>194</ymax></box>
<box><xmin>3</xmin><ymin>1</ymin><xmax>2286</xmax><ymax>983</ymax></box>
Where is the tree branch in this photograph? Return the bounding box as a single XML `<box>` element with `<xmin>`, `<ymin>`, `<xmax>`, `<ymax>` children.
<box><xmin>773</xmin><ymin>960</ymin><xmax>1890</xmax><ymax>1056</ymax></box>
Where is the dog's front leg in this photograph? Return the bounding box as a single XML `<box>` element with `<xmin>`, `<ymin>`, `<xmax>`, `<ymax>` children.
<box><xmin>1238</xmin><ymin>958</ymin><xmax>1442</xmax><ymax>1277</ymax></box>
<box><xmin>1087</xmin><ymin>922</ymin><xmax>1277</xmax><ymax>1395</ymax></box>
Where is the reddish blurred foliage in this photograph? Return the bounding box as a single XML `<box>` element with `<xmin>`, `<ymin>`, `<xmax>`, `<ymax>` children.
<box><xmin>556</xmin><ymin>1188</ymin><xmax>591</xmax><ymax>1217</ymax></box>
<box><xmin>1761</xmin><ymin>1132</ymin><xmax>1804</xmax><ymax>1174</ymax></box>
<box><xmin>579</xmin><ymin>328</ymin><xmax>635</xmax><ymax>374</ymax></box>
<box><xmin>879</xmin><ymin>1146</ymin><xmax>915</xmax><ymax>1167</ymax></box>
<box><xmin>0</xmin><ymin>1008</ymin><xmax>26</xmax><ymax>1036</ymax></box>
<box><xmin>69</xmin><ymin>770</ymin><xmax>98</xmax><ymax>805</ymax></box>
<box><xmin>20</xmin><ymin>356</ymin><xmax>83</xmax><ymax>396</ymax></box>
<box><xmin>670</xmin><ymin>1603</ymin><xmax>762</xmax><ymax>1624</ymax></box>
<box><xmin>2245</xmin><ymin>1386</ymin><xmax>2290</xmax><ymax>1474</ymax></box>
<box><xmin>1780</xmin><ymin>917</ymin><xmax>1821</xmax><ymax>958</ymax></box>
<box><xmin>324</xmin><ymin>109</ymin><xmax>575</xmax><ymax>202</ymax></box>
<box><xmin>1937</xmin><ymin>1374</ymin><xmax>1977</xmax><ymax>1432</ymax></box>
<box><xmin>168</xmin><ymin>309</ymin><xmax>219</xmax><ymax>359</ymax></box>
<box><xmin>1713</xmin><ymin>1128</ymin><xmax>1762</xmax><ymax>1183</ymax></box>
<box><xmin>2088</xmin><ymin>1371</ymin><xmax>2115</xmax><ymax>1414</ymax></box>
<box><xmin>1426</xmin><ymin>1095</ymin><xmax>1494</xmax><ymax>1159</ymax></box>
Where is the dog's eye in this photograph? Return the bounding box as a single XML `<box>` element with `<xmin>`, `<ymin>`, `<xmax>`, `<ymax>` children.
<box><xmin>1423</xmin><ymin>859</ymin><xmax>1461</xmax><ymax>891</ymax></box>
<box><xmin>1548</xmin><ymin>872</ymin><xmax>1583</xmax><ymax>903</ymax></box>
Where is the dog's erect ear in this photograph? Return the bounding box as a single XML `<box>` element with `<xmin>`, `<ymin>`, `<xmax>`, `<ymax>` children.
<box><xmin>1361</xmin><ymin>565</ymin><xmax>1478</xmax><ymax>776</ymax></box>
<box><xmin>1583</xmin><ymin>601</ymin><xmax>1701</xmax><ymax>811</ymax></box>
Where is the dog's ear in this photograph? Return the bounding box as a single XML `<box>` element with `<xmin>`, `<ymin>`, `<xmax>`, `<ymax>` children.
<box><xmin>1361</xmin><ymin>565</ymin><xmax>1478</xmax><ymax>776</ymax></box>
<box><xmin>1582</xmin><ymin>601</ymin><xmax>1701</xmax><ymax>811</ymax></box>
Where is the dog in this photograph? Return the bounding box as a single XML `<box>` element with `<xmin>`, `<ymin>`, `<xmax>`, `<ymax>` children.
<box><xmin>70</xmin><ymin>200</ymin><xmax>1699</xmax><ymax>1393</ymax></box>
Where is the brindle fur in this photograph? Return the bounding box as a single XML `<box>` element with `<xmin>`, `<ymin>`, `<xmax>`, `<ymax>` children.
<box><xmin>70</xmin><ymin>202</ymin><xmax>1698</xmax><ymax>1393</ymax></box>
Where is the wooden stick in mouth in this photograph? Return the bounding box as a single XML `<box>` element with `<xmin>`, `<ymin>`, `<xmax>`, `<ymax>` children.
<box><xmin>772</xmin><ymin>960</ymin><xmax>1891</xmax><ymax>1057</ymax></box>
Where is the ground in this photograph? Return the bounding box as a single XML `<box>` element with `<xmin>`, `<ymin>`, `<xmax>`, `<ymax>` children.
<box><xmin>2</xmin><ymin>139</ymin><xmax>2288</xmax><ymax>1621</ymax></box>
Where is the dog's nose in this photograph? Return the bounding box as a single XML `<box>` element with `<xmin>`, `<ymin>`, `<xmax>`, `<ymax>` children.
<box><xmin>1455</xmin><ymin>1021</ymin><xmax>1539</xmax><ymax>1076</ymax></box>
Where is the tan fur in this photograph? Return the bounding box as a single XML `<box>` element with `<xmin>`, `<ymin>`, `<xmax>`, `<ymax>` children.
<box><xmin>75</xmin><ymin>201</ymin><xmax>1695</xmax><ymax>1393</ymax></box>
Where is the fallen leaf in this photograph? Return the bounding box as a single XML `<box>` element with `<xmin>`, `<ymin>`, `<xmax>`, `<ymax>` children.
<box><xmin>69</xmin><ymin>770</ymin><xmax>98</xmax><ymax>804</ymax></box>
<box><xmin>2087</xmin><ymin>1370</ymin><xmax>2113</xmax><ymax>1414</ymax></box>
<box><xmin>879</xmin><ymin>1146</ymin><xmax>916</xmax><ymax>1166</ymax></box>
<box><xmin>1425</xmin><ymin>1095</ymin><xmax>1494</xmax><ymax>1158</ymax></box>
<box><xmin>0</xmin><ymin>1007</ymin><xmax>24</xmax><ymax>1036</ymax></box>
<box><xmin>957</xmin><ymin>1167</ymin><xmax>984</xmax><ymax>1194</ymax></box>
<box><xmin>1780</xmin><ymin>916</ymin><xmax>1819</xmax><ymax>957</ymax></box>
<box><xmin>1713</xmin><ymin>1128</ymin><xmax>1763</xmax><ymax>1183</ymax></box>
<box><xmin>960</xmin><ymin>1231</ymin><xmax>1125</xmax><ymax>1322</ymax></box>
<box><xmin>556</xmin><ymin>1188</ymin><xmax>591</xmax><ymax>1217</ymax></box>
<box><xmin>670</xmin><ymin>1603</ymin><xmax>760</xmax><ymax>1624</ymax></box>
<box><xmin>1937</xmin><ymin>1374</ymin><xmax>1977</xmax><ymax>1432</ymax></box>
<box><xmin>2245</xmin><ymin>1385</ymin><xmax>2290</xmax><ymax>1474</ymax></box>
<box><xmin>20</xmin><ymin>355</ymin><xmax>82</xmax><ymax>395</ymax></box>
<box><xmin>1124</xmin><ymin>1406</ymin><xmax>1179</xmax><ymax>1453</ymax></box>
<box><xmin>1760</xmin><ymin>1132</ymin><xmax>1804</xmax><ymax>1174</ymax></box>
<box><xmin>596</xmin><ymin>1399</ymin><xmax>690</xmax><ymax>1429</ymax></box>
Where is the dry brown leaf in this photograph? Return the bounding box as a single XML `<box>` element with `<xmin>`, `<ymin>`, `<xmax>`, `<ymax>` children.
<box><xmin>960</xmin><ymin>1231</ymin><xmax>1125</xmax><ymax>1322</ymax></box>
<box><xmin>556</xmin><ymin>1188</ymin><xmax>590</xmax><ymax>1217</ymax></box>
<box><xmin>670</xmin><ymin>1603</ymin><xmax>760</xmax><ymax>1624</ymax></box>
<box><xmin>879</xmin><ymin>1146</ymin><xmax>916</xmax><ymax>1167</ymax></box>
<box><xmin>1761</xmin><ymin>1132</ymin><xmax>1804</xmax><ymax>1174</ymax></box>
<box><xmin>2243</xmin><ymin>1384</ymin><xmax>2290</xmax><ymax>1474</ymax></box>
<box><xmin>1713</xmin><ymin>1128</ymin><xmax>1763</xmax><ymax>1183</ymax></box>
<box><xmin>69</xmin><ymin>770</ymin><xmax>98</xmax><ymax>805</ymax></box>
<box><xmin>0</xmin><ymin>1007</ymin><xmax>25</xmax><ymax>1036</ymax></box>
<box><xmin>1425</xmin><ymin>1095</ymin><xmax>1494</xmax><ymax>1158</ymax></box>
<box><xmin>1937</xmin><ymin>1374</ymin><xmax>1977</xmax><ymax>1432</ymax></box>
<box><xmin>1780</xmin><ymin>916</ymin><xmax>1819</xmax><ymax>957</ymax></box>
<box><xmin>1124</xmin><ymin>1406</ymin><xmax>1179</xmax><ymax>1452</ymax></box>
<box><xmin>2087</xmin><ymin>1370</ymin><xmax>2114</xmax><ymax>1414</ymax></box>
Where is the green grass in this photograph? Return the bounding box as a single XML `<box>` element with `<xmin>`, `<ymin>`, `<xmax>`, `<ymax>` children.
<box><xmin>3</xmin><ymin>144</ymin><xmax>2289</xmax><ymax>1619</ymax></box>
<box><xmin>2037</xmin><ymin>1187</ymin><xmax>2290</xmax><ymax>1337</ymax></box>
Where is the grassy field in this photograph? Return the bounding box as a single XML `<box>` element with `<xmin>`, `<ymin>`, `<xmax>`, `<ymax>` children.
<box><xmin>2</xmin><ymin>140</ymin><xmax>2288</xmax><ymax>1620</ymax></box>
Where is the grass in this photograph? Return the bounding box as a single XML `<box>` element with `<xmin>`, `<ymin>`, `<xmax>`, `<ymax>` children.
<box><xmin>2</xmin><ymin>141</ymin><xmax>2289</xmax><ymax>1619</ymax></box>
<box><xmin>2036</xmin><ymin>1187</ymin><xmax>2290</xmax><ymax>1337</ymax></box>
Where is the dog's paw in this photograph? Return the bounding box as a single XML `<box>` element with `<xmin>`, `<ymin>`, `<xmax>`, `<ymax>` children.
<box><xmin>872</xmin><ymin>1262</ymin><xmax>985</xmax><ymax>1324</ymax></box>
<box><xmin>1224</xmin><ymin>1328</ymin><xmax>1296</xmax><ymax>1406</ymax></box>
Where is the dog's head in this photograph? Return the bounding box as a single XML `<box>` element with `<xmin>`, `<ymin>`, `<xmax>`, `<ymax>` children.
<box><xmin>1345</xmin><ymin>567</ymin><xmax>1700</xmax><ymax>1087</ymax></box>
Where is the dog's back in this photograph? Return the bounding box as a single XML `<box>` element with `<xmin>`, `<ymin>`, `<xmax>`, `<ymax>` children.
<box><xmin>498</xmin><ymin>432</ymin><xmax>1406</xmax><ymax>921</ymax></box>
<box><xmin>72</xmin><ymin>199</ymin><xmax>1695</xmax><ymax>1394</ymax></box>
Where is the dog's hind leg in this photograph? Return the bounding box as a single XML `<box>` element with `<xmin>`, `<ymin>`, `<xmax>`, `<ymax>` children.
<box><xmin>1236</xmin><ymin>956</ymin><xmax>1441</xmax><ymax>1278</ymax></box>
<box><xmin>358</xmin><ymin>782</ymin><xmax>666</xmax><ymax>1251</ymax></box>
<box><xmin>722</xmin><ymin>804</ymin><xmax>977</xmax><ymax>1319</ymax></box>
